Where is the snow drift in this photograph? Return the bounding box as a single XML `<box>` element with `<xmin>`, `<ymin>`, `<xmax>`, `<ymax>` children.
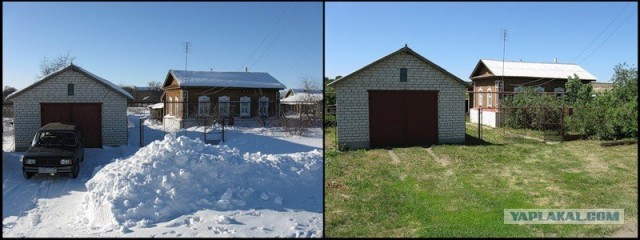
<box><xmin>84</xmin><ymin>135</ymin><xmax>322</xmax><ymax>229</ymax></box>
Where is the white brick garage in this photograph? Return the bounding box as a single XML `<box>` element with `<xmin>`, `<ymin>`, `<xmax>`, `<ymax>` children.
<box><xmin>328</xmin><ymin>46</ymin><xmax>470</xmax><ymax>149</ymax></box>
<box><xmin>6</xmin><ymin>64</ymin><xmax>133</xmax><ymax>151</ymax></box>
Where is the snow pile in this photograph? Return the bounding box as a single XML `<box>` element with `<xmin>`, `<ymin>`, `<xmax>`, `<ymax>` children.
<box><xmin>83</xmin><ymin>134</ymin><xmax>321</xmax><ymax>229</ymax></box>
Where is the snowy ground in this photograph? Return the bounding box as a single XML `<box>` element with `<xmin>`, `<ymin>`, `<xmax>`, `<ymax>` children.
<box><xmin>2</xmin><ymin>114</ymin><xmax>323</xmax><ymax>237</ymax></box>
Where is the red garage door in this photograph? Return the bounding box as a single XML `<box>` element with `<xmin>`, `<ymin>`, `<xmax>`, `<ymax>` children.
<box><xmin>41</xmin><ymin>103</ymin><xmax>102</xmax><ymax>148</ymax></box>
<box><xmin>369</xmin><ymin>90</ymin><xmax>438</xmax><ymax>148</ymax></box>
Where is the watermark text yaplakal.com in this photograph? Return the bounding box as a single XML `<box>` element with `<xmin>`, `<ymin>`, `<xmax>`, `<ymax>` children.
<box><xmin>504</xmin><ymin>209</ymin><xmax>624</xmax><ymax>224</ymax></box>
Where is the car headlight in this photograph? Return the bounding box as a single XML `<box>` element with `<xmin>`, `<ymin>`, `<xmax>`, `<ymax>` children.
<box><xmin>25</xmin><ymin>159</ymin><xmax>36</xmax><ymax>164</ymax></box>
<box><xmin>60</xmin><ymin>159</ymin><xmax>73</xmax><ymax>165</ymax></box>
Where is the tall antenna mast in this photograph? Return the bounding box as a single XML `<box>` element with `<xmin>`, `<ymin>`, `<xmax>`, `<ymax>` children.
<box><xmin>184</xmin><ymin>41</ymin><xmax>190</xmax><ymax>72</ymax></box>
<box><xmin>501</xmin><ymin>29</ymin><xmax>507</xmax><ymax>84</ymax></box>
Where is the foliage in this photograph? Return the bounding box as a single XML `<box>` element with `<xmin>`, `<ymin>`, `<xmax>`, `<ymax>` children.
<box><xmin>38</xmin><ymin>52</ymin><xmax>76</xmax><ymax>79</ymax></box>
<box><xmin>566</xmin><ymin>63</ymin><xmax>638</xmax><ymax>140</ymax></box>
<box><xmin>501</xmin><ymin>87</ymin><xmax>566</xmax><ymax>130</ymax></box>
<box><xmin>564</xmin><ymin>74</ymin><xmax>593</xmax><ymax>105</ymax></box>
<box><xmin>324</xmin><ymin>76</ymin><xmax>338</xmax><ymax>127</ymax></box>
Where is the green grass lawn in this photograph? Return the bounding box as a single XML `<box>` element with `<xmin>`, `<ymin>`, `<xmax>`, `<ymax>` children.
<box><xmin>325</xmin><ymin>125</ymin><xmax>638</xmax><ymax>237</ymax></box>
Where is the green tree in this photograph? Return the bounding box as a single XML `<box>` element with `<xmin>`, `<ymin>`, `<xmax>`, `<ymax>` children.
<box><xmin>564</xmin><ymin>74</ymin><xmax>592</xmax><ymax>105</ymax></box>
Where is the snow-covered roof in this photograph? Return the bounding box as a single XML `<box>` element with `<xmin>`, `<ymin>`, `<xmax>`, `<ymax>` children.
<box><xmin>6</xmin><ymin>64</ymin><xmax>133</xmax><ymax>101</ymax></box>
<box><xmin>474</xmin><ymin>59</ymin><xmax>597</xmax><ymax>81</ymax></box>
<box><xmin>169</xmin><ymin>70</ymin><xmax>286</xmax><ymax>89</ymax></box>
<box><xmin>280</xmin><ymin>93</ymin><xmax>323</xmax><ymax>105</ymax></box>
<box><xmin>289</xmin><ymin>89</ymin><xmax>323</xmax><ymax>95</ymax></box>
<box><xmin>149</xmin><ymin>103</ymin><xmax>164</xmax><ymax>109</ymax></box>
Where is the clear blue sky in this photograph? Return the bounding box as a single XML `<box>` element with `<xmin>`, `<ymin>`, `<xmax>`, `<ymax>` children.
<box><xmin>3</xmin><ymin>2</ymin><xmax>322</xmax><ymax>91</ymax></box>
<box><xmin>326</xmin><ymin>2</ymin><xmax>638</xmax><ymax>82</ymax></box>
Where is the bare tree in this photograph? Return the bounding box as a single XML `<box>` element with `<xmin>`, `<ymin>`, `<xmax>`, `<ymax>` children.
<box><xmin>280</xmin><ymin>77</ymin><xmax>322</xmax><ymax>135</ymax></box>
<box><xmin>38</xmin><ymin>52</ymin><xmax>76</xmax><ymax>79</ymax></box>
<box><xmin>299</xmin><ymin>77</ymin><xmax>322</xmax><ymax>121</ymax></box>
<box><xmin>148</xmin><ymin>81</ymin><xmax>162</xmax><ymax>91</ymax></box>
<box><xmin>3</xmin><ymin>86</ymin><xmax>17</xmax><ymax>101</ymax></box>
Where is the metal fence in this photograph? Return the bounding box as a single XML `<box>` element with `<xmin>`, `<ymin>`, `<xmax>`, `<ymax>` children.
<box><xmin>468</xmin><ymin>90</ymin><xmax>570</xmax><ymax>143</ymax></box>
<box><xmin>129</xmin><ymin>100</ymin><xmax>322</xmax><ymax>147</ymax></box>
<box><xmin>139</xmin><ymin>116</ymin><xmax>224</xmax><ymax>147</ymax></box>
<box><xmin>2</xmin><ymin>103</ymin><xmax>13</xmax><ymax>118</ymax></box>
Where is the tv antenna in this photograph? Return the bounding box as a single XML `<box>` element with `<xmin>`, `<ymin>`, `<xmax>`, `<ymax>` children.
<box><xmin>184</xmin><ymin>41</ymin><xmax>190</xmax><ymax>72</ymax></box>
<box><xmin>501</xmin><ymin>29</ymin><xmax>507</xmax><ymax>83</ymax></box>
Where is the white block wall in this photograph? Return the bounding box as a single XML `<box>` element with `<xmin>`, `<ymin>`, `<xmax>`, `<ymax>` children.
<box><xmin>334</xmin><ymin>52</ymin><xmax>467</xmax><ymax>149</ymax></box>
<box><xmin>469</xmin><ymin>109</ymin><xmax>499</xmax><ymax>128</ymax></box>
<box><xmin>12</xmin><ymin>69</ymin><xmax>129</xmax><ymax>151</ymax></box>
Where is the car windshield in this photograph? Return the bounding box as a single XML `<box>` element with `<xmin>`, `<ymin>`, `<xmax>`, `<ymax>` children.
<box><xmin>34</xmin><ymin>131</ymin><xmax>76</xmax><ymax>146</ymax></box>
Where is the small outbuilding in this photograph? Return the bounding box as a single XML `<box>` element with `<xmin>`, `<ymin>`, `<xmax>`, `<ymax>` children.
<box><xmin>327</xmin><ymin>45</ymin><xmax>470</xmax><ymax>149</ymax></box>
<box><xmin>6</xmin><ymin>64</ymin><xmax>133</xmax><ymax>151</ymax></box>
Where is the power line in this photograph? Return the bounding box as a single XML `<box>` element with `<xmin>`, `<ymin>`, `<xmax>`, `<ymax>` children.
<box><xmin>579</xmin><ymin>9</ymin><xmax>634</xmax><ymax>64</ymax></box>
<box><xmin>249</xmin><ymin>6</ymin><xmax>301</xmax><ymax>70</ymax></box>
<box><xmin>239</xmin><ymin>5</ymin><xmax>291</xmax><ymax>71</ymax></box>
<box><xmin>282</xmin><ymin>34</ymin><xmax>322</xmax><ymax>81</ymax></box>
<box><xmin>571</xmin><ymin>3</ymin><xmax>630</xmax><ymax>63</ymax></box>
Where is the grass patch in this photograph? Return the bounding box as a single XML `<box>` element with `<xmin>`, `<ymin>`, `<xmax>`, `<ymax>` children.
<box><xmin>325</xmin><ymin>126</ymin><xmax>638</xmax><ymax>237</ymax></box>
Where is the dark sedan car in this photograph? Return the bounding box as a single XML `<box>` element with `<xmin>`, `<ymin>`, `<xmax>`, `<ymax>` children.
<box><xmin>22</xmin><ymin>122</ymin><xmax>84</xmax><ymax>179</ymax></box>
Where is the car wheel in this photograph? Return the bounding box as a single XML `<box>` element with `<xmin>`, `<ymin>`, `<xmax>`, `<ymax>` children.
<box><xmin>70</xmin><ymin>162</ymin><xmax>79</xmax><ymax>179</ymax></box>
<box><xmin>23</xmin><ymin>170</ymin><xmax>34</xmax><ymax>179</ymax></box>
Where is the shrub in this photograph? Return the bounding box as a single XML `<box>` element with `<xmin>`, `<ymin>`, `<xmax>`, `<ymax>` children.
<box><xmin>501</xmin><ymin>87</ymin><xmax>566</xmax><ymax>131</ymax></box>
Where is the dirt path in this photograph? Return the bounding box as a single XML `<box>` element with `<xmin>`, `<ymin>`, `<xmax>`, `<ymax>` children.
<box><xmin>387</xmin><ymin>150</ymin><xmax>400</xmax><ymax>164</ymax></box>
<box><xmin>610</xmin><ymin>218</ymin><xmax>638</xmax><ymax>238</ymax></box>
<box><xmin>425</xmin><ymin>147</ymin><xmax>449</xmax><ymax>167</ymax></box>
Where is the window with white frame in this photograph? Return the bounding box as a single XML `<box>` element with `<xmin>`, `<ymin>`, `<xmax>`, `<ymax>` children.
<box><xmin>487</xmin><ymin>88</ymin><xmax>493</xmax><ymax>108</ymax></box>
<box><xmin>240</xmin><ymin>96</ymin><xmax>251</xmax><ymax>117</ymax></box>
<box><xmin>182</xmin><ymin>91</ymin><xmax>189</xmax><ymax>118</ymax></box>
<box><xmin>218</xmin><ymin>96</ymin><xmax>230</xmax><ymax>117</ymax></box>
<box><xmin>495</xmin><ymin>80</ymin><xmax>504</xmax><ymax>105</ymax></box>
<box><xmin>514</xmin><ymin>86</ymin><xmax>524</xmax><ymax>93</ymax></box>
<box><xmin>259</xmin><ymin>96</ymin><xmax>269</xmax><ymax>117</ymax></box>
<box><xmin>478</xmin><ymin>87</ymin><xmax>483</xmax><ymax>107</ymax></box>
<box><xmin>534</xmin><ymin>86</ymin><xmax>545</xmax><ymax>93</ymax></box>
<box><xmin>173</xmin><ymin>97</ymin><xmax>178</xmax><ymax>117</ymax></box>
<box><xmin>198</xmin><ymin>96</ymin><xmax>210</xmax><ymax>116</ymax></box>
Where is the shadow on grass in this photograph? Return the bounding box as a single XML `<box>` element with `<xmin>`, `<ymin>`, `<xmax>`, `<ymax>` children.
<box><xmin>463</xmin><ymin>133</ymin><xmax>503</xmax><ymax>146</ymax></box>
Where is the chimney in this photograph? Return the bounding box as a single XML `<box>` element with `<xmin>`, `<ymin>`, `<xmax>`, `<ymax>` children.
<box><xmin>245</xmin><ymin>67</ymin><xmax>248</xmax><ymax>72</ymax></box>
<box><xmin>553</xmin><ymin>57</ymin><xmax>557</xmax><ymax>63</ymax></box>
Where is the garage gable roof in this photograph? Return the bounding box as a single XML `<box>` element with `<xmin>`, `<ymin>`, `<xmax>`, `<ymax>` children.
<box><xmin>6</xmin><ymin>64</ymin><xmax>134</xmax><ymax>101</ymax></box>
<box><xmin>327</xmin><ymin>45</ymin><xmax>470</xmax><ymax>88</ymax></box>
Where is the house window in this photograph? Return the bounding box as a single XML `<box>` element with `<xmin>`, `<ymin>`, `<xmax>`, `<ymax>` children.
<box><xmin>478</xmin><ymin>87</ymin><xmax>483</xmax><ymax>107</ymax></box>
<box><xmin>240</xmin><ymin>96</ymin><xmax>251</xmax><ymax>117</ymax></box>
<box><xmin>494</xmin><ymin>80</ymin><xmax>504</xmax><ymax>105</ymax></box>
<box><xmin>68</xmin><ymin>84</ymin><xmax>74</xmax><ymax>96</ymax></box>
<box><xmin>400</xmin><ymin>68</ymin><xmax>407</xmax><ymax>82</ymax></box>
<box><xmin>259</xmin><ymin>96</ymin><xmax>269</xmax><ymax>117</ymax></box>
<box><xmin>275</xmin><ymin>91</ymin><xmax>280</xmax><ymax>116</ymax></box>
<box><xmin>198</xmin><ymin>96</ymin><xmax>210</xmax><ymax>116</ymax></box>
<box><xmin>182</xmin><ymin>91</ymin><xmax>189</xmax><ymax>118</ymax></box>
<box><xmin>514</xmin><ymin>86</ymin><xmax>524</xmax><ymax>93</ymax></box>
<box><xmin>218</xmin><ymin>96</ymin><xmax>230</xmax><ymax>117</ymax></box>
<box><xmin>534</xmin><ymin>86</ymin><xmax>545</xmax><ymax>93</ymax></box>
<box><xmin>554</xmin><ymin>87</ymin><xmax>565</xmax><ymax>96</ymax></box>
<box><xmin>173</xmin><ymin>97</ymin><xmax>178</xmax><ymax>117</ymax></box>
<box><xmin>487</xmin><ymin>88</ymin><xmax>493</xmax><ymax>108</ymax></box>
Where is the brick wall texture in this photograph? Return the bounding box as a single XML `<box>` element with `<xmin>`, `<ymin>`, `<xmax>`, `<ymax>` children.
<box><xmin>12</xmin><ymin>69</ymin><xmax>129</xmax><ymax>151</ymax></box>
<box><xmin>334</xmin><ymin>51</ymin><xmax>466</xmax><ymax>149</ymax></box>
